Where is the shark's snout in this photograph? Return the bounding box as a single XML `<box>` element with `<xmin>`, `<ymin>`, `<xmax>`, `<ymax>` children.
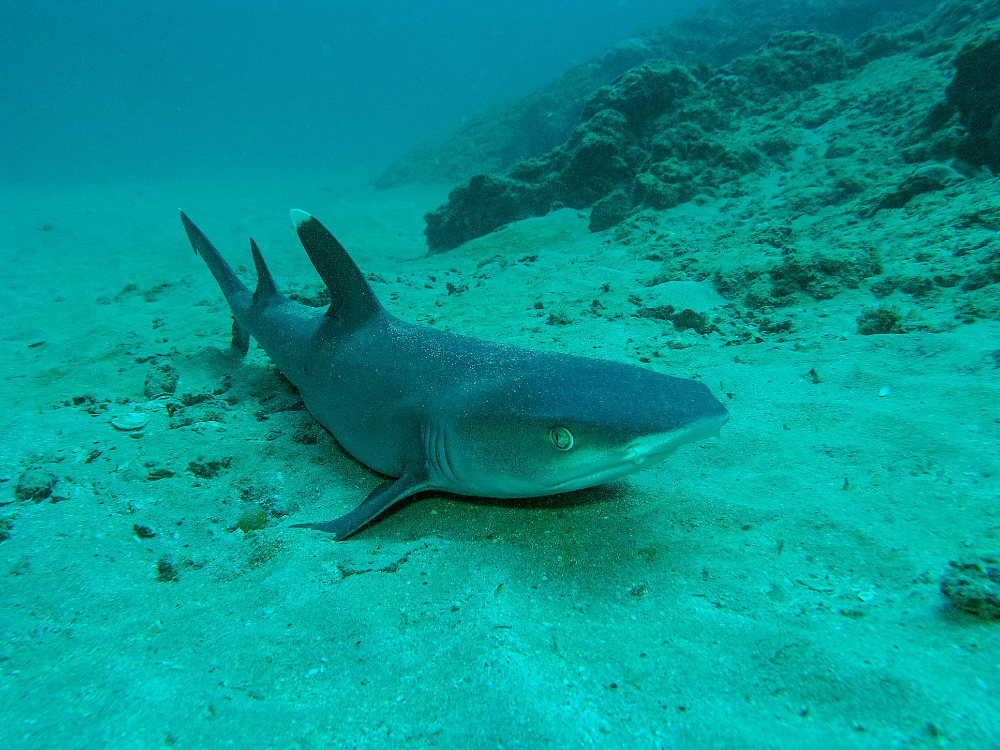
<box><xmin>629</xmin><ymin>406</ymin><xmax>728</xmax><ymax>465</ymax></box>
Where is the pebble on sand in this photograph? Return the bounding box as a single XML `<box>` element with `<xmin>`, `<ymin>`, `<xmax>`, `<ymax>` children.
<box><xmin>14</xmin><ymin>468</ymin><xmax>59</xmax><ymax>503</ymax></box>
<box><xmin>112</xmin><ymin>412</ymin><xmax>149</xmax><ymax>432</ymax></box>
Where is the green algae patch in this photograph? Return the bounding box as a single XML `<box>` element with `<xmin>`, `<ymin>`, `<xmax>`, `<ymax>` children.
<box><xmin>235</xmin><ymin>506</ymin><xmax>268</xmax><ymax>533</ymax></box>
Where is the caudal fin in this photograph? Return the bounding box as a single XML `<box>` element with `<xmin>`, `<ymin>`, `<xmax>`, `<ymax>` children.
<box><xmin>179</xmin><ymin>211</ymin><xmax>252</xmax><ymax>310</ymax></box>
<box><xmin>290</xmin><ymin>210</ymin><xmax>382</xmax><ymax>327</ymax></box>
<box><xmin>179</xmin><ymin>211</ymin><xmax>254</xmax><ymax>352</ymax></box>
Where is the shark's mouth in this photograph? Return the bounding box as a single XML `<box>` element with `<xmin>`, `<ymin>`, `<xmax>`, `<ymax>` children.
<box><xmin>551</xmin><ymin>411</ymin><xmax>729</xmax><ymax>493</ymax></box>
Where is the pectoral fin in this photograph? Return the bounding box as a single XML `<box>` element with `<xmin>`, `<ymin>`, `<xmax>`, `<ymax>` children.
<box><xmin>291</xmin><ymin>471</ymin><xmax>429</xmax><ymax>541</ymax></box>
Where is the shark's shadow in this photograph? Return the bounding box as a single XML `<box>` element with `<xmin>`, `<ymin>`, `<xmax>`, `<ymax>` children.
<box><xmin>352</xmin><ymin>478</ymin><xmax>630</xmax><ymax>536</ymax></box>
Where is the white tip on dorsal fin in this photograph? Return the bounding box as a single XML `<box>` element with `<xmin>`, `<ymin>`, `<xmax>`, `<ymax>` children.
<box><xmin>290</xmin><ymin>209</ymin><xmax>311</xmax><ymax>228</ymax></box>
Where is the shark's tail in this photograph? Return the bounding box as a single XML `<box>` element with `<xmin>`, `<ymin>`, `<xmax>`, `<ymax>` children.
<box><xmin>179</xmin><ymin>210</ymin><xmax>283</xmax><ymax>355</ymax></box>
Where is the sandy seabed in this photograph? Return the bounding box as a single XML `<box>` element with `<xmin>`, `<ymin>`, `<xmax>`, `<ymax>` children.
<box><xmin>1</xmin><ymin>173</ymin><xmax>998</xmax><ymax>749</ymax></box>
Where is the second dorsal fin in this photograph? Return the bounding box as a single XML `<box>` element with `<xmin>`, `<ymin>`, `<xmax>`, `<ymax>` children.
<box><xmin>249</xmin><ymin>238</ymin><xmax>282</xmax><ymax>304</ymax></box>
<box><xmin>290</xmin><ymin>209</ymin><xmax>382</xmax><ymax>326</ymax></box>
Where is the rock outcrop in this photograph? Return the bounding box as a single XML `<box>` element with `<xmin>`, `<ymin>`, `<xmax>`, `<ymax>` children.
<box><xmin>377</xmin><ymin>0</ymin><xmax>938</xmax><ymax>190</ymax></box>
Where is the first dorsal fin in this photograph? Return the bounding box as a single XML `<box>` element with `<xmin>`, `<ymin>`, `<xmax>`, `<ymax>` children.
<box><xmin>290</xmin><ymin>209</ymin><xmax>382</xmax><ymax>325</ymax></box>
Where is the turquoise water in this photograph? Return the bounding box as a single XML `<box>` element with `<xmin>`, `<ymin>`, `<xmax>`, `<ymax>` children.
<box><xmin>2</xmin><ymin>1</ymin><xmax>999</xmax><ymax>748</ymax></box>
<box><xmin>2</xmin><ymin>0</ymin><xmax>700</xmax><ymax>186</ymax></box>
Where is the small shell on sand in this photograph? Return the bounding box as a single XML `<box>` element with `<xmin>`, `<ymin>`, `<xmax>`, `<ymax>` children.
<box><xmin>112</xmin><ymin>413</ymin><xmax>149</xmax><ymax>431</ymax></box>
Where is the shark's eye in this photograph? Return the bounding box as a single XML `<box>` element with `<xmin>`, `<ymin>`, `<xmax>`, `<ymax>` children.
<box><xmin>549</xmin><ymin>426</ymin><xmax>574</xmax><ymax>451</ymax></box>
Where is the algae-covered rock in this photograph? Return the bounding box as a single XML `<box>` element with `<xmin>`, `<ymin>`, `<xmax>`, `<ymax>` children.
<box><xmin>871</xmin><ymin>274</ymin><xmax>936</xmax><ymax>299</ymax></box>
<box><xmin>853</xmin><ymin>26</ymin><xmax>927</xmax><ymax>64</ymax></box>
<box><xmin>553</xmin><ymin>109</ymin><xmax>633</xmax><ymax>207</ymax></box>
<box><xmin>941</xmin><ymin>555</ymin><xmax>1000</xmax><ymax>619</ymax></box>
<box><xmin>730</xmin><ymin>31</ymin><xmax>849</xmax><ymax>93</ymax></box>
<box><xmin>187</xmin><ymin>456</ymin><xmax>233</xmax><ymax>479</ymax></box>
<box><xmin>589</xmin><ymin>191</ymin><xmax>632</xmax><ymax>232</ymax></box>
<box><xmin>635</xmin><ymin>305</ymin><xmax>717</xmax><ymax>335</ymax></box>
<box><xmin>632</xmin><ymin>173</ymin><xmax>680</xmax><ymax>210</ymax></box>
<box><xmin>581</xmin><ymin>64</ymin><xmax>698</xmax><ymax>128</ymax></box>
<box><xmin>770</xmin><ymin>248</ymin><xmax>883</xmax><ymax>302</ymax></box>
<box><xmin>861</xmin><ymin>164</ymin><xmax>967</xmax><ymax>215</ymax></box>
<box><xmin>946</xmin><ymin>24</ymin><xmax>1000</xmax><ymax>172</ymax></box>
<box><xmin>14</xmin><ymin>468</ymin><xmax>58</xmax><ymax>503</ymax></box>
<box><xmin>156</xmin><ymin>554</ymin><xmax>178</xmax><ymax>582</ymax></box>
<box><xmin>857</xmin><ymin>305</ymin><xmax>903</xmax><ymax>335</ymax></box>
<box><xmin>425</xmin><ymin>109</ymin><xmax>637</xmax><ymax>250</ymax></box>
<box><xmin>424</xmin><ymin>174</ymin><xmax>546</xmax><ymax>254</ymax></box>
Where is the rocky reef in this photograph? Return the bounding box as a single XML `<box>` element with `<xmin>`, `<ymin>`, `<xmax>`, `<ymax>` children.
<box><xmin>424</xmin><ymin>31</ymin><xmax>852</xmax><ymax>253</ymax></box>
<box><xmin>377</xmin><ymin>0</ymin><xmax>937</xmax><ymax>191</ymax></box>
<box><xmin>423</xmin><ymin>1</ymin><xmax>1000</xmax><ymax>257</ymax></box>
<box><xmin>946</xmin><ymin>23</ymin><xmax>1000</xmax><ymax>172</ymax></box>
<box><xmin>412</xmin><ymin>0</ymin><xmax>1000</xmax><ymax>335</ymax></box>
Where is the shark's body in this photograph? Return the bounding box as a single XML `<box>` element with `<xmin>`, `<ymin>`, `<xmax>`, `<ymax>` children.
<box><xmin>180</xmin><ymin>210</ymin><xmax>729</xmax><ymax>539</ymax></box>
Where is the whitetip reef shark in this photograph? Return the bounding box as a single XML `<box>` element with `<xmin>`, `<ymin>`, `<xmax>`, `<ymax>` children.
<box><xmin>179</xmin><ymin>210</ymin><xmax>729</xmax><ymax>540</ymax></box>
